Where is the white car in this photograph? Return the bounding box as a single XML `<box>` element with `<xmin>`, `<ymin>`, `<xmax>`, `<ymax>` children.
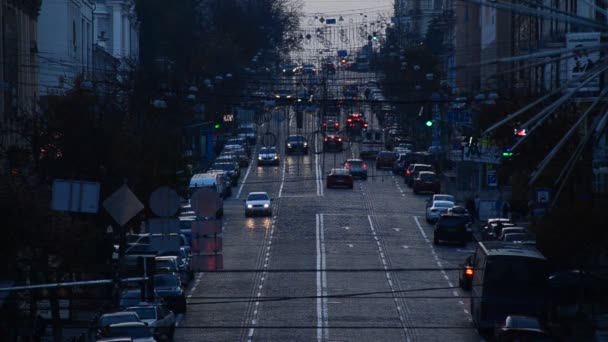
<box><xmin>426</xmin><ymin>194</ymin><xmax>456</xmax><ymax>208</ymax></box>
<box><xmin>258</xmin><ymin>147</ymin><xmax>280</xmax><ymax>166</ymax></box>
<box><xmin>127</xmin><ymin>304</ymin><xmax>176</xmax><ymax>341</ymax></box>
<box><xmin>245</xmin><ymin>192</ymin><xmax>272</xmax><ymax>217</ymax></box>
<box><xmin>425</xmin><ymin>200</ymin><xmax>455</xmax><ymax>223</ymax></box>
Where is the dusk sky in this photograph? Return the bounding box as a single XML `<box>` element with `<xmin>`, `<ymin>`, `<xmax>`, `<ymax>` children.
<box><xmin>301</xmin><ymin>0</ymin><xmax>393</xmax><ymax>19</ymax></box>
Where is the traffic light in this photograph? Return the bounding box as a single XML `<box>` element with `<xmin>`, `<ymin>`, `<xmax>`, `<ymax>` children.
<box><xmin>372</xmin><ymin>32</ymin><xmax>378</xmax><ymax>41</ymax></box>
<box><xmin>502</xmin><ymin>148</ymin><xmax>513</xmax><ymax>157</ymax></box>
<box><xmin>214</xmin><ymin>123</ymin><xmax>220</xmax><ymax>129</ymax></box>
<box><xmin>425</xmin><ymin>120</ymin><xmax>433</xmax><ymax>127</ymax></box>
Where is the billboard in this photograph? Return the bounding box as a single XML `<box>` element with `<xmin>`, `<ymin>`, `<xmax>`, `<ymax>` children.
<box><xmin>565</xmin><ymin>32</ymin><xmax>600</xmax><ymax>93</ymax></box>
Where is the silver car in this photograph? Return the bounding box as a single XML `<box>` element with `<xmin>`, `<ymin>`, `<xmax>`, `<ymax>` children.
<box><xmin>245</xmin><ymin>192</ymin><xmax>272</xmax><ymax>217</ymax></box>
<box><xmin>425</xmin><ymin>200</ymin><xmax>455</xmax><ymax>223</ymax></box>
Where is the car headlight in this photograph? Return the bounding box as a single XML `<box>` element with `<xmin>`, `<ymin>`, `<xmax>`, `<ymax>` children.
<box><xmin>263</xmin><ymin>204</ymin><xmax>270</xmax><ymax>208</ymax></box>
<box><xmin>287</xmin><ymin>143</ymin><xmax>292</xmax><ymax>148</ymax></box>
<box><xmin>303</xmin><ymin>142</ymin><xmax>308</xmax><ymax>146</ymax></box>
<box><xmin>274</xmin><ymin>156</ymin><xmax>278</xmax><ymax>159</ymax></box>
<box><xmin>247</xmin><ymin>204</ymin><xmax>253</xmax><ymax>209</ymax></box>
<box><xmin>258</xmin><ymin>156</ymin><xmax>262</xmax><ymax>160</ymax></box>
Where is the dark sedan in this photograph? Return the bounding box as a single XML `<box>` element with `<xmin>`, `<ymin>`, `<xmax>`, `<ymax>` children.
<box><xmin>153</xmin><ymin>273</ymin><xmax>187</xmax><ymax>313</ymax></box>
<box><xmin>285</xmin><ymin>135</ymin><xmax>308</xmax><ymax>154</ymax></box>
<box><xmin>323</xmin><ymin>135</ymin><xmax>343</xmax><ymax>152</ymax></box>
<box><xmin>344</xmin><ymin>159</ymin><xmax>368</xmax><ymax>180</ymax></box>
<box><xmin>375</xmin><ymin>151</ymin><xmax>397</xmax><ymax>169</ymax></box>
<box><xmin>413</xmin><ymin>171</ymin><xmax>441</xmax><ymax>194</ymax></box>
<box><xmin>326</xmin><ymin>168</ymin><xmax>354</xmax><ymax>189</ymax></box>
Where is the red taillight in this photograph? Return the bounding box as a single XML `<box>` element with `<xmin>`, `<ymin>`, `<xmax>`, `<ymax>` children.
<box><xmin>363</xmin><ymin>123</ymin><xmax>369</xmax><ymax>128</ymax></box>
<box><xmin>335</xmin><ymin>123</ymin><xmax>340</xmax><ymax>127</ymax></box>
<box><xmin>347</xmin><ymin>118</ymin><xmax>353</xmax><ymax>123</ymax></box>
<box><xmin>324</xmin><ymin>138</ymin><xmax>328</xmax><ymax>142</ymax></box>
<box><xmin>406</xmin><ymin>170</ymin><xmax>411</xmax><ymax>175</ymax></box>
<box><xmin>465</xmin><ymin>267</ymin><xmax>474</xmax><ymax>277</ymax></box>
<box><xmin>345</xmin><ymin>163</ymin><xmax>350</xmax><ymax>169</ymax></box>
<box><xmin>362</xmin><ymin>163</ymin><xmax>367</xmax><ymax>169</ymax></box>
<box><xmin>323</xmin><ymin>123</ymin><xmax>327</xmax><ymax>126</ymax></box>
<box><xmin>338</xmin><ymin>138</ymin><xmax>343</xmax><ymax>142</ymax></box>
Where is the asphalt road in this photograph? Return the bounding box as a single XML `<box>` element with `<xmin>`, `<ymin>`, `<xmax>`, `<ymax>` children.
<box><xmin>175</xmin><ymin>79</ymin><xmax>482</xmax><ymax>341</ymax></box>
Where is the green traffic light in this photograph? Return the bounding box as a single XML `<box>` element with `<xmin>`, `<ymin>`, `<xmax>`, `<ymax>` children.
<box><xmin>425</xmin><ymin>120</ymin><xmax>433</xmax><ymax>127</ymax></box>
<box><xmin>502</xmin><ymin>152</ymin><xmax>513</xmax><ymax>157</ymax></box>
<box><xmin>214</xmin><ymin>123</ymin><xmax>220</xmax><ymax>129</ymax></box>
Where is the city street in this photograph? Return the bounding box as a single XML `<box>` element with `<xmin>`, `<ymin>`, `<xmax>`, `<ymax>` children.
<box><xmin>175</xmin><ymin>108</ymin><xmax>481</xmax><ymax>341</ymax></box>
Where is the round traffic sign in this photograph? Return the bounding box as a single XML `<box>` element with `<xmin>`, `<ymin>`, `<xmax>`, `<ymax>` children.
<box><xmin>149</xmin><ymin>186</ymin><xmax>180</xmax><ymax>217</ymax></box>
<box><xmin>261</xmin><ymin>132</ymin><xmax>277</xmax><ymax>147</ymax></box>
<box><xmin>191</xmin><ymin>188</ymin><xmax>221</xmax><ymax>218</ymax></box>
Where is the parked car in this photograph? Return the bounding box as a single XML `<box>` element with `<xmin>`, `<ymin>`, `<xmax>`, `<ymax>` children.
<box><xmin>425</xmin><ymin>200</ymin><xmax>455</xmax><ymax>223</ymax></box>
<box><xmin>127</xmin><ymin>304</ymin><xmax>176</xmax><ymax>341</ymax></box>
<box><xmin>426</xmin><ymin>194</ymin><xmax>455</xmax><ymax>208</ymax></box>
<box><xmin>96</xmin><ymin>311</ymin><xmax>141</xmax><ymax>338</ymax></box>
<box><xmin>244</xmin><ymin>192</ymin><xmax>272</xmax><ymax>217</ymax></box>
<box><xmin>119</xmin><ymin>289</ymin><xmax>163</xmax><ymax>309</ymax></box>
<box><xmin>375</xmin><ymin>151</ymin><xmax>397</xmax><ymax>169</ymax></box>
<box><xmin>326</xmin><ymin>168</ymin><xmax>354</xmax><ymax>189</ymax></box>
<box><xmin>405</xmin><ymin>163</ymin><xmax>433</xmax><ymax>186</ymax></box>
<box><xmin>102</xmin><ymin>322</ymin><xmax>156</xmax><ymax>342</ymax></box>
<box><xmin>322</xmin><ymin>118</ymin><xmax>340</xmax><ymax>132</ymax></box>
<box><xmin>344</xmin><ymin>159</ymin><xmax>368</xmax><ymax>180</ymax></box>
<box><xmin>433</xmin><ymin>212</ymin><xmax>470</xmax><ymax>245</ymax></box>
<box><xmin>257</xmin><ymin>147</ymin><xmax>280</xmax><ymax>166</ymax></box>
<box><xmin>494</xmin><ymin>316</ymin><xmax>554</xmax><ymax>341</ymax></box>
<box><xmin>412</xmin><ymin>171</ymin><xmax>441</xmax><ymax>194</ymax></box>
<box><xmin>285</xmin><ymin>135</ymin><xmax>308</xmax><ymax>154</ymax></box>
<box><xmin>153</xmin><ymin>273</ymin><xmax>186</xmax><ymax>313</ymax></box>
<box><xmin>322</xmin><ymin>62</ymin><xmax>336</xmax><ymax>74</ymax></box>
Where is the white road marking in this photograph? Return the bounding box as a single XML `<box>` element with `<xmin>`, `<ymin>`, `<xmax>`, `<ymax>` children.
<box><xmin>392</xmin><ymin>228</ymin><xmax>401</xmax><ymax>232</ymax></box>
<box><xmin>278</xmin><ymin>161</ymin><xmax>287</xmax><ymax>197</ymax></box>
<box><xmin>236</xmin><ymin>149</ymin><xmax>256</xmax><ymax>199</ymax></box>
<box><xmin>316</xmin><ymin>214</ymin><xmax>329</xmax><ymax>341</ymax></box>
<box><xmin>402</xmin><ymin>245</ymin><xmax>409</xmax><ymax>249</ymax></box>
<box><xmin>347</xmin><ymin>244</ymin><xmax>354</xmax><ymax>248</ymax></box>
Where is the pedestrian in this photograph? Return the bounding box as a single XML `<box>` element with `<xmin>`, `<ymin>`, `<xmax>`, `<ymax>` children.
<box><xmin>502</xmin><ymin>201</ymin><xmax>510</xmax><ymax>220</ymax></box>
<box><xmin>465</xmin><ymin>197</ymin><xmax>476</xmax><ymax>223</ymax></box>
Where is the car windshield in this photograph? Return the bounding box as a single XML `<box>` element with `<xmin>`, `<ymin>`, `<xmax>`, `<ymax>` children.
<box><xmin>438</xmin><ymin>216</ymin><xmax>467</xmax><ymax>227</ymax></box>
<box><xmin>155</xmin><ymin>259</ymin><xmax>176</xmax><ymax>270</ymax></box>
<box><xmin>289</xmin><ymin>136</ymin><xmax>305</xmax><ymax>142</ymax></box>
<box><xmin>129</xmin><ymin>307</ymin><xmax>156</xmax><ymax>320</ymax></box>
<box><xmin>260</xmin><ymin>148</ymin><xmax>277</xmax><ymax>154</ymax></box>
<box><xmin>154</xmin><ymin>274</ymin><xmax>179</xmax><ymax>288</ymax></box>
<box><xmin>484</xmin><ymin>257</ymin><xmax>548</xmax><ymax>290</ymax></box>
<box><xmin>434</xmin><ymin>201</ymin><xmax>454</xmax><ymax>208</ymax></box>
<box><xmin>348</xmin><ymin>161</ymin><xmax>363</xmax><ymax>167</ymax></box>
<box><xmin>504</xmin><ymin>233</ymin><xmax>529</xmax><ymax>242</ymax></box>
<box><xmin>107</xmin><ymin>325</ymin><xmax>153</xmax><ymax>338</ymax></box>
<box><xmin>333</xmin><ymin>169</ymin><xmax>349</xmax><ymax>175</ymax></box>
<box><xmin>248</xmin><ymin>193</ymin><xmax>269</xmax><ymax>201</ymax></box>
<box><xmin>420</xmin><ymin>173</ymin><xmax>436</xmax><ymax>181</ymax></box>
<box><xmin>435</xmin><ymin>195</ymin><xmax>455</xmax><ymax>202</ymax></box>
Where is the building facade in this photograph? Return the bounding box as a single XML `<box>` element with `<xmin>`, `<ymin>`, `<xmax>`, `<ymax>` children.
<box><xmin>0</xmin><ymin>0</ymin><xmax>40</xmax><ymax>161</ymax></box>
<box><xmin>93</xmin><ymin>0</ymin><xmax>138</xmax><ymax>61</ymax></box>
<box><xmin>37</xmin><ymin>0</ymin><xmax>94</xmax><ymax>97</ymax></box>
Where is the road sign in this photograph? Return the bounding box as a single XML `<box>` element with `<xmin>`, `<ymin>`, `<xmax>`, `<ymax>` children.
<box><xmin>325</xmin><ymin>18</ymin><xmax>336</xmax><ymax>24</ymax></box>
<box><xmin>103</xmin><ymin>185</ymin><xmax>144</xmax><ymax>226</ymax></box>
<box><xmin>150</xmin><ymin>234</ymin><xmax>180</xmax><ymax>253</ymax></box>
<box><xmin>536</xmin><ymin>188</ymin><xmax>551</xmax><ymax>204</ymax></box>
<box><xmin>190</xmin><ymin>188</ymin><xmax>220</xmax><ymax>218</ymax></box>
<box><xmin>337</xmin><ymin>50</ymin><xmax>348</xmax><ymax>57</ymax></box>
<box><xmin>149</xmin><ymin>186</ymin><xmax>180</xmax><ymax>217</ymax></box>
<box><xmin>51</xmin><ymin>179</ymin><xmax>100</xmax><ymax>213</ymax></box>
<box><xmin>191</xmin><ymin>254</ymin><xmax>223</xmax><ymax>271</ymax></box>
<box><xmin>148</xmin><ymin>218</ymin><xmax>180</xmax><ymax>235</ymax></box>
<box><xmin>487</xmin><ymin>170</ymin><xmax>497</xmax><ymax>187</ymax></box>
<box><xmin>192</xmin><ymin>236</ymin><xmax>223</xmax><ymax>254</ymax></box>
<box><xmin>192</xmin><ymin>220</ymin><xmax>222</xmax><ymax>235</ymax></box>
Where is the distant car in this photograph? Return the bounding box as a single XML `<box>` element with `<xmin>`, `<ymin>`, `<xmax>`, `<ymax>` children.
<box><xmin>412</xmin><ymin>171</ymin><xmax>440</xmax><ymax>194</ymax></box>
<box><xmin>405</xmin><ymin>163</ymin><xmax>433</xmax><ymax>186</ymax></box>
<box><xmin>286</xmin><ymin>135</ymin><xmax>308</xmax><ymax>154</ymax></box>
<box><xmin>127</xmin><ymin>304</ymin><xmax>176</xmax><ymax>341</ymax></box>
<box><xmin>502</xmin><ymin>233</ymin><xmax>535</xmax><ymax>244</ymax></box>
<box><xmin>392</xmin><ymin>154</ymin><xmax>409</xmax><ymax>175</ymax></box>
<box><xmin>245</xmin><ymin>192</ymin><xmax>272</xmax><ymax>217</ymax></box>
<box><xmin>119</xmin><ymin>289</ymin><xmax>163</xmax><ymax>309</ymax></box>
<box><xmin>323</xmin><ymin>135</ymin><xmax>343</xmax><ymax>152</ymax></box>
<box><xmin>433</xmin><ymin>212</ymin><xmax>470</xmax><ymax>245</ymax></box>
<box><xmin>426</xmin><ymin>194</ymin><xmax>456</xmax><ymax>208</ymax></box>
<box><xmin>257</xmin><ymin>147</ymin><xmax>280</xmax><ymax>166</ymax></box>
<box><xmin>498</xmin><ymin>227</ymin><xmax>527</xmax><ymax>241</ymax></box>
<box><xmin>322</xmin><ymin>62</ymin><xmax>336</xmax><ymax>74</ymax></box>
<box><xmin>103</xmin><ymin>322</ymin><xmax>156</xmax><ymax>342</ymax></box>
<box><xmin>375</xmin><ymin>151</ymin><xmax>397</xmax><ymax>169</ymax></box>
<box><xmin>322</xmin><ymin>118</ymin><xmax>340</xmax><ymax>132</ymax></box>
<box><xmin>494</xmin><ymin>316</ymin><xmax>554</xmax><ymax>341</ymax></box>
<box><xmin>459</xmin><ymin>255</ymin><xmax>474</xmax><ymax>291</ymax></box>
<box><xmin>302</xmin><ymin>64</ymin><xmax>318</xmax><ymax>74</ymax></box>
<box><xmin>327</xmin><ymin>168</ymin><xmax>354</xmax><ymax>189</ymax></box>
<box><xmin>153</xmin><ymin>273</ymin><xmax>186</xmax><ymax>313</ymax></box>
<box><xmin>425</xmin><ymin>200</ymin><xmax>455</xmax><ymax>223</ymax></box>
<box><xmin>209</xmin><ymin>161</ymin><xmax>240</xmax><ymax>186</ymax></box>
<box><xmin>344</xmin><ymin>159</ymin><xmax>368</xmax><ymax>180</ymax></box>
<box><xmin>96</xmin><ymin>312</ymin><xmax>141</xmax><ymax>338</ymax></box>
<box><xmin>282</xmin><ymin>63</ymin><xmax>300</xmax><ymax>76</ymax></box>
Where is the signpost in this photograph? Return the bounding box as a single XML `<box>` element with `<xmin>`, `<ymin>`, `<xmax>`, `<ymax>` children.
<box><xmin>51</xmin><ymin>179</ymin><xmax>100</xmax><ymax>213</ymax></box>
<box><xmin>190</xmin><ymin>188</ymin><xmax>223</xmax><ymax>271</ymax></box>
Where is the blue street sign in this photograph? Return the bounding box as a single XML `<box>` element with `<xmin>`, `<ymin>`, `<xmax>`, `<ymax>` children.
<box><xmin>337</xmin><ymin>50</ymin><xmax>348</xmax><ymax>57</ymax></box>
<box><xmin>326</xmin><ymin>18</ymin><xmax>337</xmax><ymax>24</ymax></box>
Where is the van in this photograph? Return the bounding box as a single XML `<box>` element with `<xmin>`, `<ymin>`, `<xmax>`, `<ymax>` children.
<box><xmin>470</xmin><ymin>241</ymin><xmax>549</xmax><ymax>332</ymax></box>
<box><xmin>188</xmin><ymin>173</ymin><xmax>225</xmax><ymax>218</ymax></box>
